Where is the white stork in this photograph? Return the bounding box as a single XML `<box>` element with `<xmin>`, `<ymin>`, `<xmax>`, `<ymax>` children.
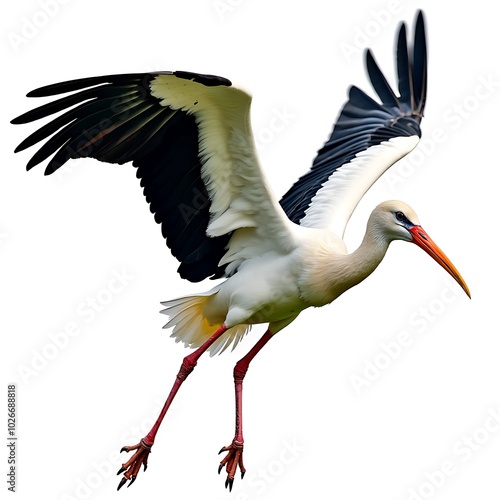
<box><xmin>12</xmin><ymin>10</ymin><xmax>469</xmax><ymax>492</ymax></box>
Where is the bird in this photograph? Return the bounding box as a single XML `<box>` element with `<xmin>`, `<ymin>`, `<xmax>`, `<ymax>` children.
<box><xmin>11</xmin><ymin>10</ymin><xmax>469</xmax><ymax>492</ymax></box>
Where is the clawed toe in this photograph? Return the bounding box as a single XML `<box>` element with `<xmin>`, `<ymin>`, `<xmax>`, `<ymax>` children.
<box><xmin>218</xmin><ymin>440</ymin><xmax>246</xmax><ymax>491</ymax></box>
<box><xmin>116</xmin><ymin>439</ymin><xmax>152</xmax><ymax>490</ymax></box>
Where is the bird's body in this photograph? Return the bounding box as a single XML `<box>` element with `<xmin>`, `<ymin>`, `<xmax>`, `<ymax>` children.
<box><xmin>168</xmin><ymin>200</ymin><xmax>406</xmax><ymax>354</ymax></box>
<box><xmin>11</xmin><ymin>10</ymin><xmax>470</xmax><ymax>492</ymax></box>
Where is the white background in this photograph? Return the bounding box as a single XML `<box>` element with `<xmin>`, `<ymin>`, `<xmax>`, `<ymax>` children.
<box><xmin>2</xmin><ymin>1</ymin><xmax>499</xmax><ymax>499</ymax></box>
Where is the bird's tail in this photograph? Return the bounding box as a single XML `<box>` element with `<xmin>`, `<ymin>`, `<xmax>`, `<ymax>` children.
<box><xmin>160</xmin><ymin>292</ymin><xmax>251</xmax><ymax>356</ymax></box>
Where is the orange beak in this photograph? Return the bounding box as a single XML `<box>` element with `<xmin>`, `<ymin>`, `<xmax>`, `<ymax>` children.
<box><xmin>409</xmin><ymin>226</ymin><xmax>471</xmax><ymax>298</ymax></box>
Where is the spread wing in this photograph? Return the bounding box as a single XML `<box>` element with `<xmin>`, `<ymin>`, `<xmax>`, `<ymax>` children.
<box><xmin>12</xmin><ymin>71</ymin><xmax>296</xmax><ymax>282</ymax></box>
<box><xmin>279</xmin><ymin>10</ymin><xmax>427</xmax><ymax>238</ymax></box>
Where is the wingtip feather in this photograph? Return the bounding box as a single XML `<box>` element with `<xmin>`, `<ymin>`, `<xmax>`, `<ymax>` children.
<box><xmin>412</xmin><ymin>9</ymin><xmax>427</xmax><ymax>114</ymax></box>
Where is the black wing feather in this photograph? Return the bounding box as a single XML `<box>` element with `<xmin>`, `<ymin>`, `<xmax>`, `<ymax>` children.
<box><xmin>412</xmin><ymin>11</ymin><xmax>427</xmax><ymax>114</ymax></box>
<box><xmin>366</xmin><ymin>50</ymin><xmax>401</xmax><ymax>110</ymax></box>
<box><xmin>12</xmin><ymin>72</ymin><xmax>231</xmax><ymax>282</ymax></box>
<box><xmin>396</xmin><ymin>23</ymin><xmax>413</xmax><ymax>112</ymax></box>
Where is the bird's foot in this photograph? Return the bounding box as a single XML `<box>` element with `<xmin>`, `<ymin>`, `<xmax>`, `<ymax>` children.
<box><xmin>218</xmin><ymin>440</ymin><xmax>246</xmax><ymax>491</ymax></box>
<box><xmin>116</xmin><ymin>439</ymin><xmax>152</xmax><ymax>490</ymax></box>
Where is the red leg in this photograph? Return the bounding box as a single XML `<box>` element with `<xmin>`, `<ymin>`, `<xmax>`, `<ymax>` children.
<box><xmin>117</xmin><ymin>323</ymin><xmax>228</xmax><ymax>490</ymax></box>
<box><xmin>218</xmin><ymin>329</ymin><xmax>274</xmax><ymax>491</ymax></box>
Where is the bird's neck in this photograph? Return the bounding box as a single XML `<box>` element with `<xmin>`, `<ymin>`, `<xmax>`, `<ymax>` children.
<box><xmin>300</xmin><ymin>223</ymin><xmax>390</xmax><ymax>307</ymax></box>
<box><xmin>347</xmin><ymin>222</ymin><xmax>391</xmax><ymax>286</ymax></box>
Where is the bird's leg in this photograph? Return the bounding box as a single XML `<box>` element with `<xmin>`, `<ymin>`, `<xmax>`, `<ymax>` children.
<box><xmin>219</xmin><ymin>329</ymin><xmax>274</xmax><ymax>491</ymax></box>
<box><xmin>117</xmin><ymin>323</ymin><xmax>228</xmax><ymax>490</ymax></box>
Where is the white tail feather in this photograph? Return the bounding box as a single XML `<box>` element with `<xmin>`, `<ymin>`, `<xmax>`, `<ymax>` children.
<box><xmin>160</xmin><ymin>292</ymin><xmax>251</xmax><ymax>356</ymax></box>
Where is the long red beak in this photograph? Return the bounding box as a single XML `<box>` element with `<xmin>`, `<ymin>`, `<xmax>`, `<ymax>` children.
<box><xmin>409</xmin><ymin>226</ymin><xmax>471</xmax><ymax>298</ymax></box>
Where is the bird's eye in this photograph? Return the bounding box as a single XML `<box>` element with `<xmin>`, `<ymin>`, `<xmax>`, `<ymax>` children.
<box><xmin>395</xmin><ymin>211</ymin><xmax>405</xmax><ymax>222</ymax></box>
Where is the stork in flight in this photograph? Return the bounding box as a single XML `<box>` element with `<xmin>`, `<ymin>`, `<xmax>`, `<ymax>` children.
<box><xmin>12</xmin><ymin>10</ymin><xmax>469</xmax><ymax>492</ymax></box>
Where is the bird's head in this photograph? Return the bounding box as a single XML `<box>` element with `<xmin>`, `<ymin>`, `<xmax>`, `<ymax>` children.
<box><xmin>371</xmin><ymin>200</ymin><xmax>471</xmax><ymax>298</ymax></box>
